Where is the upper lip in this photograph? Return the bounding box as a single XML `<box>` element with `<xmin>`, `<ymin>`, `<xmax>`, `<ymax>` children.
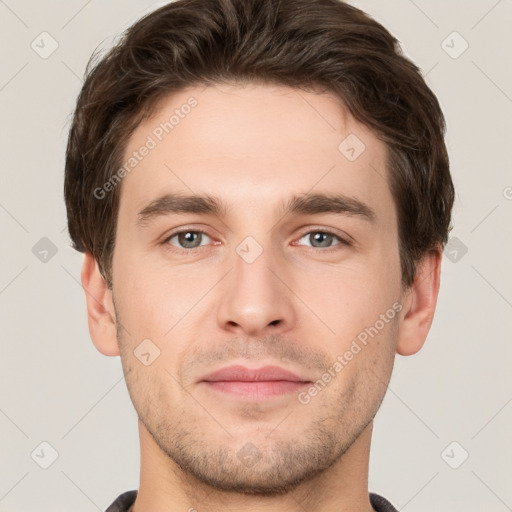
<box><xmin>200</xmin><ymin>365</ymin><xmax>310</xmax><ymax>383</ymax></box>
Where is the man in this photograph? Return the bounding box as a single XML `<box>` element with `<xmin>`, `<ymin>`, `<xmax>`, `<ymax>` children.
<box><xmin>64</xmin><ymin>0</ymin><xmax>454</xmax><ymax>510</ymax></box>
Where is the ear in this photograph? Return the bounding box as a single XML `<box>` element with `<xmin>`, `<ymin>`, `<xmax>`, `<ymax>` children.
<box><xmin>81</xmin><ymin>253</ymin><xmax>120</xmax><ymax>356</ymax></box>
<box><xmin>396</xmin><ymin>248</ymin><xmax>442</xmax><ymax>356</ymax></box>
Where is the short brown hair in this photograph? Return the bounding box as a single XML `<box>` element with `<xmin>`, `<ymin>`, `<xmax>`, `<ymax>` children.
<box><xmin>64</xmin><ymin>0</ymin><xmax>454</xmax><ymax>289</ymax></box>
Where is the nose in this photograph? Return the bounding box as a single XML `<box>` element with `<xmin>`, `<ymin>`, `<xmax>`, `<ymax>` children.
<box><xmin>216</xmin><ymin>243</ymin><xmax>297</xmax><ymax>337</ymax></box>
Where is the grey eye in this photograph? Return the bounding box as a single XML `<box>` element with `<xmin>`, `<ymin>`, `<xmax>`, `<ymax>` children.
<box><xmin>297</xmin><ymin>231</ymin><xmax>342</xmax><ymax>248</ymax></box>
<box><xmin>168</xmin><ymin>231</ymin><xmax>211</xmax><ymax>249</ymax></box>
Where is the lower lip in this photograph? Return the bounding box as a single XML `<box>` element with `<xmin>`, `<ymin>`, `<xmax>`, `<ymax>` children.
<box><xmin>202</xmin><ymin>380</ymin><xmax>310</xmax><ymax>399</ymax></box>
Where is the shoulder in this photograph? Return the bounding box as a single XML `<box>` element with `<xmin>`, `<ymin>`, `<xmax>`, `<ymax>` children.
<box><xmin>369</xmin><ymin>492</ymin><xmax>398</xmax><ymax>512</ymax></box>
<box><xmin>104</xmin><ymin>490</ymin><xmax>138</xmax><ymax>512</ymax></box>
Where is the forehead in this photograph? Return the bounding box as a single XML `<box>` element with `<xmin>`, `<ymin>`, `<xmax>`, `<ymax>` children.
<box><xmin>117</xmin><ymin>83</ymin><xmax>395</xmax><ymax>227</ymax></box>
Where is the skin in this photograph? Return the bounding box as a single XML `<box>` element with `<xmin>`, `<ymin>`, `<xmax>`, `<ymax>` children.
<box><xmin>81</xmin><ymin>83</ymin><xmax>441</xmax><ymax>512</ymax></box>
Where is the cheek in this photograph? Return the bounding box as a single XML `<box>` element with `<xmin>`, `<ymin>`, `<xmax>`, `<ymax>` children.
<box><xmin>113</xmin><ymin>250</ymin><xmax>205</xmax><ymax>336</ymax></box>
<box><xmin>295</xmin><ymin>259</ymin><xmax>400</xmax><ymax>336</ymax></box>
<box><xmin>295</xmin><ymin>259</ymin><xmax>402</xmax><ymax>389</ymax></box>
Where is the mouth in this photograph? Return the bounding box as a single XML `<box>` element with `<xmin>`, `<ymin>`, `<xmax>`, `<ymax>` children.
<box><xmin>199</xmin><ymin>365</ymin><xmax>312</xmax><ymax>400</ymax></box>
<box><xmin>202</xmin><ymin>380</ymin><xmax>311</xmax><ymax>399</ymax></box>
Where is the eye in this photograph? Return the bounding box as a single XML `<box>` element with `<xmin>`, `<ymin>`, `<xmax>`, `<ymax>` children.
<box><xmin>165</xmin><ymin>230</ymin><xmax>212</xmax><ymax>249</ymax></box>
<box><xmin>162</xmin><ymin>228</ymin><xmax>350</xmax><ymax>252</ymax></box>
<box><xmin>294</xmin><ymin>230</ymin><xmax>349</xmax><ymax>249</ymax></box>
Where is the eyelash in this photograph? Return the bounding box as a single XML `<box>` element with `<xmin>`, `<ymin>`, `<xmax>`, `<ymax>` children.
<box><xmin>162</xmin><ymin>228</ymin><xmax>351</xmax><ymax>252</ymax></box>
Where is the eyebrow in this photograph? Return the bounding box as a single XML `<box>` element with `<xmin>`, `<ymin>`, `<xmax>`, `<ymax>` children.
<box><xmin>136</xmin><ymin>192</ymin><xmax>376</xmax><ymax>227</ymax></box>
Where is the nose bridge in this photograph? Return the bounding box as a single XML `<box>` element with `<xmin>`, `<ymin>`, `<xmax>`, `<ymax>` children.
<box><xmin>234</xmin><ymin>235</ymin><xmax>276</xmax><ymax>296</ymax></box>
<box><xmin>216</xmin><ymin>233</ymin><xmax>296</xmax><ymax>335</ymax></box>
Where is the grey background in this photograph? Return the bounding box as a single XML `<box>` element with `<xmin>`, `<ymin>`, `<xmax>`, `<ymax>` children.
<box><xmin>0</xmin><ymin>0</ymin><xmax>511</xmax><ymax>510</ymax></box>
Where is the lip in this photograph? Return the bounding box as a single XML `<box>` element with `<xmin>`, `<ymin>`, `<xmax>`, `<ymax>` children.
<box><xmin>200</xmin><ymin>365</ymin><xmax>309</xmax><ymax>383</ymax></box>
<box><xmin>199</xmin><ymin>365</ymin><xmax>311</xmax><ymax>400</ymax></box>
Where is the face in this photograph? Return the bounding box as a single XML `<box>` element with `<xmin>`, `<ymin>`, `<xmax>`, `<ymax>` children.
<box><xmin>110</xmin><ymin>83</ymin><xmax>405</xmax><ymax>494</ymax></box>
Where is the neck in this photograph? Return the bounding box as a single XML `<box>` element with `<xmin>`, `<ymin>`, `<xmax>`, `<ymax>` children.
<box><xmin>131</xmin><ymin>419</ymin><xmax>375</xmax><ymax>512</ymax></box>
